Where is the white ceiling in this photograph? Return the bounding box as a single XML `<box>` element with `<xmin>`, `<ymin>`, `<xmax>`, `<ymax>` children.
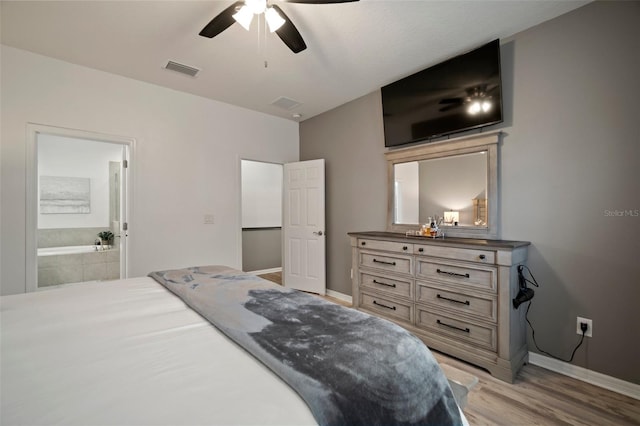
<box><xmin>1</xmin><ymin>0</ymin><xmax>589</xmax><ymax>122</ymax></box>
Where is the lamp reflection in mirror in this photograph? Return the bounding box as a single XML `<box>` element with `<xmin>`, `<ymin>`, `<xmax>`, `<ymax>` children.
<box><xmin>444</xmin><ymin>211</ymin><xmax>459</xmax><ymax>226</ymax></box>
<box><xmin>233</xmin><ymin>0</ymin><xmax>286</xmax><ymax>32</ymax></box>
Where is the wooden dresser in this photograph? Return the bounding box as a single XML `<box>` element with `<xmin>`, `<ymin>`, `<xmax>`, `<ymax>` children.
<box><xmin>349</xmin><ymin>231</ymin><xmax>530</xmax><ymax>383</ymax></box>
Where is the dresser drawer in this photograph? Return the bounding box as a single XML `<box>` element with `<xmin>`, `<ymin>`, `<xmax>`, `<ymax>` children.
<box><xmin>360</xmin><ymin>250</ymin><xmax>413</xmax><ymax>275</ymax></box>
<box><xmin>360</xmin><ymin>292</ymin><xmax>413</xmax><ymax>323</ymax></box>
<box><xmin>360</xmin><ymin>271</ymin><xmax>413</xmax><ymax>299</ymax></box>
<box><xmin>414</xmin><ymin>244</ymin><xmax>495</xmax><ymax>264</ymax></box>
<box><xmin>416</xmin><ymin>258</ymin><xmax>497</xmax><ymax>292</ymax></box>
<box><xmin>416</xmin><ymin>307</ymin><xmax>497</xmax><ymax>351</ymax></box>
<box><xmin>358</xmin><ymin>238</ymin><xmax>413</xmax><ymax>254</ymax></box>
<box><xmin>416</xmin><ymin>281</ymin><xmax>497</xmax><ymax>322</ymax></box>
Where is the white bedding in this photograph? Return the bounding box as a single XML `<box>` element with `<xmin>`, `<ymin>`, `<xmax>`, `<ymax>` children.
<box><xmin>1</xmin><ymin>277</ymin><xmax>317</xmax><ymax>425</ymax></box>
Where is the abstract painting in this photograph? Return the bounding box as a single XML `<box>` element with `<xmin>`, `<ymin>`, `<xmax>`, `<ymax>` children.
<box><xmin>40</xmin><ymin>176</ymin><xmax>91</xmax><ymax>214</ymax></box>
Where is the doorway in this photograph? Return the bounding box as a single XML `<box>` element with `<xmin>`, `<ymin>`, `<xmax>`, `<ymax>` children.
<box><xmin>238</xmin><ymin>158</ymin><xmax>326</xmax><ymax>295</ymax></box>
<box><xmin>240</xmin><ymin>159</ymin><xmax>283</xmax><ymax>274</ymax></box>
<box><xmin>26</xmin><ymin>124</ymin><xmax>133</xmax><ymax>292</ymax></box>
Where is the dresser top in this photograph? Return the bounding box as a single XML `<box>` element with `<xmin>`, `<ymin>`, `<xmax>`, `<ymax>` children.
<box><xmin>348</xmin><ymin>231</ymin><xmax>530</xmax><ymax>250</ymax></box>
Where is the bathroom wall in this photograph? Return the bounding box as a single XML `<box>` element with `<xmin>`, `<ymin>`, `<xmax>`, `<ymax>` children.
<box><xmin>38</xmin><ymin>134</ymin><xmax>122</xmax><ymax>230</ymax></box>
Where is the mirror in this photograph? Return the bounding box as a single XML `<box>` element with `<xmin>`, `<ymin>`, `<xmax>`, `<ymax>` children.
<box><xmin>385</xmin><ymin>131</ymin><xmax>501</xmax><ymax>239</ymax></box>
<box><xmin>394</xmin><ymin>152</ymin><xmax>487</xmax><ymax>226</ymax></box>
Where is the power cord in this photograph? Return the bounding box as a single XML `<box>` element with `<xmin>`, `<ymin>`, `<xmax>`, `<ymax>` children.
<box><xmin>519</xmin><ymin>265</ymin><xmax>587</xmax><ymax>363</ymax></box>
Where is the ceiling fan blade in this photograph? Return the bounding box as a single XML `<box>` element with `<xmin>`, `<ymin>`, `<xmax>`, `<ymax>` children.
<box><xmin>199</xmin><ymin>1</ymin><xmax>244</xmax><ymax>38</ymax></box>
<box><xmin>439</xmin><ymin>103</ymin><xmax>462</xmax><ymax>112</ymax></box>
<box><xmin>439</xmin><ymin>98</ymin><xmax>464</xmax><ymax>105</ymax></box>
<box><xmin>271</xmin><ymin>5</ymin><xmax>307</xmax><ymax>54</ymax></box>
<box><xmin>284</xmin><ymin>0</ymin><xmax>359</xmax><ymax>3</ymax></box>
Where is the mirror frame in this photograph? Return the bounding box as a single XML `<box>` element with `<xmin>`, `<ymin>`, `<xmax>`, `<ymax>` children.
<box><xmin>385</xmin><ymin>131</ymin><xmax>502</xmax><ymax>239</ymax></box>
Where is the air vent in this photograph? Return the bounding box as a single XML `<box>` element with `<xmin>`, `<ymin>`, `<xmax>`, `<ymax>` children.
<box><xmin>271</xmin><ymin>96</ymin><xmax>302</xmax><ymax>110</ymax></box>
<box><xmin>164</xmin><ymin>61</ymin><xmax>200</xmax><ymax>77</ymax></box>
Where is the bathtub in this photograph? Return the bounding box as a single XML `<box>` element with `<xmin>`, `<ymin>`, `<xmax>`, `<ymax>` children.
<box><xmin>38</xmin><ymin>245</ymin><xmax>98</xmax><ymax>256</ymax></box>
<box><xmin>37</xmin><ymin>245</ymin><xmax>120</xmax><ymax>287</ymax></box>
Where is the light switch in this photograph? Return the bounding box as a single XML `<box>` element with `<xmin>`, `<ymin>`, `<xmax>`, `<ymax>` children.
<box><xmin>204</xmin><ymin>214</ymin><xmax>215</xmax><ymax>224</ymax></box>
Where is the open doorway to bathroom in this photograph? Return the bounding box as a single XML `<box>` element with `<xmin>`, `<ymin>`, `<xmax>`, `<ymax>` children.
<box><xmin>25</xmin><ymin>124</ymin><xmax>133</xmax><ymax>292</ymax></box>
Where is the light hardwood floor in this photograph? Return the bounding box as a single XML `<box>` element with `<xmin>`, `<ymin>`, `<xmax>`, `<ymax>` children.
<box><xmin>259</xmin><ymin>271</ymin><xmax>640</xmax><ymax>425</ymax></box>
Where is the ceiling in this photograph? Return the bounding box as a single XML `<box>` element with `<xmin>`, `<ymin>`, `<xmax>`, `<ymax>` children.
<box><xmin>1</xmin><ymin>0</ymin><xmax>589</xmax><ymax>122</ymax></box>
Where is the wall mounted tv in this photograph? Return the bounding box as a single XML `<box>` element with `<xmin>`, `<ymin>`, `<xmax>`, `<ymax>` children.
<box><xmin>381</xmin><ymin>39</ymin><xmax>503</xmax><ymax>148</ymax></box>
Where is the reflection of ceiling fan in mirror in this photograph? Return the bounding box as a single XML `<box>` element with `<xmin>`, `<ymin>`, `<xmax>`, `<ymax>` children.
<box><xmin>439</xmin><ymin>84</ymin><xmax>499</xmax><ymax>115</ymax></box>
<box><xmin>199</xmin><ymin>0</ymin><xmax>359</xmax><ymax>54</ymax></box>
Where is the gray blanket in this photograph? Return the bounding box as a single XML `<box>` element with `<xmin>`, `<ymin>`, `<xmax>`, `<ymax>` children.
<box><xmin>149</xmin><ymin>265</ymin><xmax>462</xmax><ymax>426</ymax></box>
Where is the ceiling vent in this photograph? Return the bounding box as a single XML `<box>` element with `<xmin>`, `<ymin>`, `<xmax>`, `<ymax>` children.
<box><xmin>271</xmin><ymin>96</ymin><xmax>302</xmax><ymax>110</ymax></box>
<box><xmin>164</xmin><ymin>61</ymin><xmax>200</xmax><ymax>77</ymax></box>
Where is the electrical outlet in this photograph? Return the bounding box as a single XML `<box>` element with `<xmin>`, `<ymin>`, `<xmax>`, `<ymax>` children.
<box><xmin>204</xmin><ymin>214</ymin><xmax>215</xmax><ymax>224</ymax></box>
<box><xmin>577</xmin><ymin>317</ymin><xmax>593</xmax><ymax>337</ymax></box>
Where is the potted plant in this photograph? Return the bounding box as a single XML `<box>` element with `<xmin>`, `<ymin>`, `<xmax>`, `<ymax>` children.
<box><xmin>97</xmin><ymin>230</ymin><xmax>114</xmax><ymax>250</ymax></box>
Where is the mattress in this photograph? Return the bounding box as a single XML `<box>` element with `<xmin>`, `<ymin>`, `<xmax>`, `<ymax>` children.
<box><xmin>1</xmin><ymin>277</ymin><xmax>317</xmax><ymax>425</ymax></box>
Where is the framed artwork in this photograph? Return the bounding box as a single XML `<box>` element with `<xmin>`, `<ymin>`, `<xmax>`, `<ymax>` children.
<box><xmin>40</xmin><ymin>176</ymin><xmax>91</xmax><ymax>214</ymax></box>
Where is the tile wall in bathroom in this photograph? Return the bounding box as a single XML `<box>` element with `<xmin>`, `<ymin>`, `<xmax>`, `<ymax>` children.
<box><xmin>37</xmin><ymin>227</ymin><xmax>120</xmax><ymax>286</ymax></box>
<box><xmin>38</xmin><ymin>227</ymin><xmax>109</xmax><ymax>248</ymax></box>
<box><xmin>38</xmin><ymin>249</ymin><xmax>120</xmax><ymax>287</ymax></box>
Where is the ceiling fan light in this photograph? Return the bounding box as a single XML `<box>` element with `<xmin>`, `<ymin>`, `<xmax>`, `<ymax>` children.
<box><xmin>468</xmin><ymin>101</ymin><xmax>481</xmax><ymax>115</ymax></box>
<box><xmin>246</xmin><ymin>0</ymin><xmax>267</xmax><ymax>15</ymax></box>
<box><xmin>265</xmin><ymin>7</ymin><xmax>285</xmax><ymax>33</ymax></box>
<box><xmin>233</xmin><ymin>5</ymin><xmax>254</xmax><ymax>31</ymax></box>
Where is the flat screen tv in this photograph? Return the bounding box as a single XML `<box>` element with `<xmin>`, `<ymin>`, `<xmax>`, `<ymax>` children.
<box><xmin>381</xmin><ymin>39</ymin><xmax>503</xmax><ymax>148</ymax></box>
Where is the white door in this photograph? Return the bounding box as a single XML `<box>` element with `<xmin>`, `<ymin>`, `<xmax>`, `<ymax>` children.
<box><xmin>283</xmin><ymin>159</ymin><xmax>326</xmax><ymax>295</ymax></box>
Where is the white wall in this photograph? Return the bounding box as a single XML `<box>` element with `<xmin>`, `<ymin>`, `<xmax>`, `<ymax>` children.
<box><xmin>241</xmin><ymin>160</ymin><xmax>283</xmax><ymax>228</ymax></box>
<box><xmin>38</xmin><ymin>134</ymin><xmax>123</xmax><ymax>229</ymax></box>
<box><xmin>1</xmin><ymin>45</ymin><xmax>299</xmax><ymax>295</ymax></box>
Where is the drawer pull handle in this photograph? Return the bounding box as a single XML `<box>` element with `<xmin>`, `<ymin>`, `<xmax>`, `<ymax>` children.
<box><xmin>373</xmin><ymin>300</ymin><xmax>396</xmax><ymax>310</ymax></box>
<box><xmin>437</xmin><ymin>319</ymin><xmax>470</xmax><ymax>333</ymax></box>
<box><xmin>437</xmin><ymin>294</ymin><xmax>470</xmax><ymax>305</ymax></box>
<box><xmin>479</xmin><ymin>254</ymin><xmax>486</xmax><ymax>260</ymax></box>
<box><xmin>437</xmin><ymin>268</ymin><xmax>470</xmax><ymax>278</ymax></box>
<box><xmin>361</xmin><ymin>241</ymin><xmax>366</xmax><ymax>246</ymax></box>
<box><xmin>418</xmin><ymin>248</ymin><xmax>424</xmax><ymax>252</ymax></box>
<box><xmin>373</xmin><ymin>279</ymin><xmax>396</xmax><ymax>288</ymax></box>
<box><xmin>403</xmin><ymin>246</ymin><xmax>408</xmax><ymax>251</ymax></box>
<box><xmin>373</xmin><ymin>259</ymin><xmax>396</xmax><ymax>266</ymax></box>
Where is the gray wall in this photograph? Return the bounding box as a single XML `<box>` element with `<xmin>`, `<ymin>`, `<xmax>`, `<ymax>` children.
<box><xmin>300</xmin><ymin>92</ymin><xmax>388</xmax><ymax>299</ymax></box>
<box><xmin>300</xmin><ymin>1</ymin><xmax>639</xmax><ymax>385</ymax></box>
<box><xmin>242</xmin><ymin>228</ymin><xmax>282</xmax><ymax>272</ymax></box>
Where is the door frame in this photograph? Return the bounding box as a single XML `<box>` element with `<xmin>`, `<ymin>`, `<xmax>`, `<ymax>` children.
<box><xmin>25</xmin><ymin>123</ymin><xmax>135</xmax><ymax>292</ymax></box>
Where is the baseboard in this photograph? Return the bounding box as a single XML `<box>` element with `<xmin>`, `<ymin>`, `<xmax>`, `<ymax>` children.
<box><xmin>326</xmin><ymin>289</ymin><xmax>353</xmax><ymax>305</ymax></box>
<box><xmin>247</xmin><ymin>267</ymin><xmax>282</xmax><ymax>275</ymax></box>
<box><xmin>528</xmin><ymin>352</ymin><xmax>640</xmax><ymax>400</ymax></box>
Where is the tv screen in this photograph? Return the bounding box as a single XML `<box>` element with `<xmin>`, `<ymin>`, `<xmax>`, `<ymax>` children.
<box><xmin>381</xmin><ymin>39</ymin><xmax>503</xmax><ymax>148</ymax></box>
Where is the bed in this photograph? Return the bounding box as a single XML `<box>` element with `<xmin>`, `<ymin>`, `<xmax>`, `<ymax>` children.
<box><xmin>1</xmin><ymin>265</ymin><xmax>467</xmax><ymax>425</ymax></box>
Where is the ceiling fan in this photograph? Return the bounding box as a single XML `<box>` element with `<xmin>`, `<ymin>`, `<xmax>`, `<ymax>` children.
<box><xmin>439</xmin><ymin>84</ymin><xmax>499</xmax><ymax>114</ymax></box>
<box><xmin>199</xmin><ymin>0</ymin><xmax>359</xmax><ymax>54</ymax></box>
